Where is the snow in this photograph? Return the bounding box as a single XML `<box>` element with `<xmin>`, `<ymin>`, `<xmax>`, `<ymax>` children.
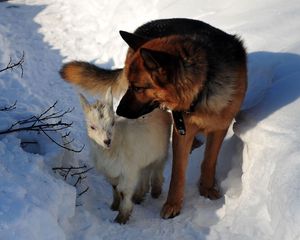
<box><xmin>0</xmin><ymin>136</ymin><xmax>76</xmax><ymax>240</ymax></box>
<box><xmin>1</xmin><ymin>0</ymin><xmax>300</xmax><ymax>239</ymax></box>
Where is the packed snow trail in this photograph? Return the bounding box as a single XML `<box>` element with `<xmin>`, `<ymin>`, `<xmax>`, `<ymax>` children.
<box><xmin>1</xmin><ymin>0</ymin><xmax>300</xmax><ymax>239</ymax></box>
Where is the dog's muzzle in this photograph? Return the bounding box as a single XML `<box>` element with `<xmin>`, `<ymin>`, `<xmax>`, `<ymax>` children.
<box><xmin>116</xmin><ymin>100</ymin><xmax>159</xmax><ymax>119</ymax></box>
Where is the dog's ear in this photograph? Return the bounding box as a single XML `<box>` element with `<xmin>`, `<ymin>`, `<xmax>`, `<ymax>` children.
<box><xmin>119</xmin><ymin>31</ymin><xmax>148</xmax><ymax>51</ymax></box>
<box><xmin>79</xmin><ymin>93</ymin><xmax>90</xmax><ymax>113</ymax></box>
<box><xmin>140</xmin><ymin>48</ymin><xmax>178</xmax><ymax>71</ymax></box>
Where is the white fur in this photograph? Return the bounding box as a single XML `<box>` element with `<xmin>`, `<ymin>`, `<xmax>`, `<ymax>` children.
<box><xmin>79</xmin><ymin>88</ymin><xmax>171</xmax><ymax>223</ymax></box>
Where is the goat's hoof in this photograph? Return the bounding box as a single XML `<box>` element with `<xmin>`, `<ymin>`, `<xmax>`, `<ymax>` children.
<box><xmin>110</xmin><ymin>202</ymin><xmax>119</xmax><ymax>211</ymax></box>
<box><xmin>160</xmin><ymin>202</ymin><xmax>181</xmax><ymax>219</ymax></box>
<box><xmin>132</xmin><ymin>195</ymin><xmax>145</xmax><ymax>205</ymax></box>
<box><xmin>114</xmin><ymin>213</ymin><xmax>130</xmax><ymax>224</ymax></box>
<box><xmin>151</xmin><ymin>188</ymin><xmax>162</xmax><ymax>199</ymax></box>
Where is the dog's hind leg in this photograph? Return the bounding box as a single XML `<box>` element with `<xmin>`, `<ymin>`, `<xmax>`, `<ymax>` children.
<box><xmin>198</xmin><ymin>128</ymin><xmax>228</xmax><ymax>199</ymax></box>
<box><xmin>190</xmin><ymin>137</ymin><xmax>204</xmax><ymax>153</ymax></box>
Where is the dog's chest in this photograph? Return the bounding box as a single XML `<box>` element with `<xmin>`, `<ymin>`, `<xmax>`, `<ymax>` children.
<box><xmin>185</xmin><ymin>112</ymin><xmax>206</xmax><ymax>129</ymax></box>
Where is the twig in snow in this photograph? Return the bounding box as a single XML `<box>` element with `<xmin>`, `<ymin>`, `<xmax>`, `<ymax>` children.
<box><xmin>71</xmin><ymin>167</ymin><xmax>94</xmax><ymax>177</ymax></box>
<box><xmin>78</xmin><ymin>187</ymin><xmax>89</xmax><ymax>197</ymax></box>
<box><xmin>0</xmin><ymin>100</ymin><xmax>17</xmax><ymax>111</ymax></box>
<box><xmin>52</xmin><ymin>165</ymin><xmax>92</xmax><ymax>197</ymax></box>
<box><xmin>0</xmin><ymin>51</ymin><xmax>25</xmax><ymax>77</ymax></box>
<box><xmin>74</xmin><ymin>175</ymin><xmax>87</xmax><ymax>187</ymax></box>
<box><xmin>0</xmin><ymin>101</ymin><xmax>84</xmax><ymax>153</ymax></box>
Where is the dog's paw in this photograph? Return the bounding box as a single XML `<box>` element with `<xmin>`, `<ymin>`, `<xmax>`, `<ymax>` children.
<box><xmin>160</xmin><ymin>202</ymin><xmax>181</xmax><ymax>219</ymax></box>
<box><xmin>199</xmin><ymin>185</ymin><xmax>221</xmax><ymax>200</ymax></box>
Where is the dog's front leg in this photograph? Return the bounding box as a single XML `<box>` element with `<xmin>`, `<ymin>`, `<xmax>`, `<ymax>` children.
<box><xmin>199</xmin><ymin>128</ymin><xmax>228</xmax><ymax>199</ymax></box>
<box><xmin>161</xmin><ymin>124</ymin><xmax>197</xmax><ymax>219</ymax></box>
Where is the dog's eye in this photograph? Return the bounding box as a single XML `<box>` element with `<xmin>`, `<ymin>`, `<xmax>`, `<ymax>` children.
<box><xmin>131</xmin><ymin>86</ymin><xmax>145</xmax><ymax>93</ymax></box>
<box><xmin>90</xmin><ymin>126</ymin><xmax>96</xmax><ymax>130</ymax></box>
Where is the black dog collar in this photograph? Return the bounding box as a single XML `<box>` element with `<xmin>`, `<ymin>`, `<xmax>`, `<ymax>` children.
<box><xmin>171</xmin><ymin>93</ymin><xmax>201</xmax><ymax>135</ymax></box>
<box><xmin>172</xmin><ymin>111</ymin><xmax>186</xmax><ymax>135</ymax></box>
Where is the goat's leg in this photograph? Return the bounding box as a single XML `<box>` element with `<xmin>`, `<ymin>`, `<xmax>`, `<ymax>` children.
<box><xmin>132</xmin><ymin>169</ymin><xmax>150</xmax><ymax>204</ymax></box>
<box><xmin>110</xmin><ymin>185</ymin><xmax>121</xmax><ymax>211</ymax></box>
<box><xmin>114</xmin><ymin>173</ymin><xmax>139</xmax><ymax>224</ymax></box>
<box><xmin>151</xmin><ymin>157</ymin><xmax>167</xmax><ymax>198</ymax></box>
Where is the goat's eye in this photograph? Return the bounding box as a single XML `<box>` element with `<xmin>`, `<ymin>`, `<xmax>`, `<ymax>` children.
<box><xmin>90</xmin><ymin>126</ymin><xmax>96</xmax><ymax>130</ymax></box>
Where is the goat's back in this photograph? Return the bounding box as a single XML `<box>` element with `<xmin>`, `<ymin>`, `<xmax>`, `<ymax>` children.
<box><xmin>113</xmin><ymin>109</ymin><xmax>171</xmax><ymax>168</ymax></box>
<box><xmin>91</xmin><ymin>109</ymin><xmax>171</xmax><ymax>178</ymax></box>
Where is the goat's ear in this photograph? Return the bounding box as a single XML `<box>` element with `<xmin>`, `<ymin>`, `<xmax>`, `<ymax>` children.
<box><xmin>105</xmin><ymin>87</ymin><xmax>113</xmax><ymax>108</ymax></box>
<box><xmin>119</xmin><ymin>31</ymin><xmax>148</xmax><ymax>51</ymax></box>
<box><xmin>79</xmin><ymin>93</ymin><xmax>90</xmax><ymax>112</ymax></box>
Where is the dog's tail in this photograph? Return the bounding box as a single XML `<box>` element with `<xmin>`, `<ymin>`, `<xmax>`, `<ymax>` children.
<box><xmin>59</xmin><ymin>61</ymin><xmax>127</xmax><ymax>97</ymax></box>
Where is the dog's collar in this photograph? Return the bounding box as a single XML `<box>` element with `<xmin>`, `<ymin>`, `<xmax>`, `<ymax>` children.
<box><xmin>172</xmin><ymin>111</ymin><xmax>186</xmax><ymax>135</ymax></box>
<box><xmin>172</xmin><ymin>92</ymin><xmax>201</xmax><ymax>135</ymax></box>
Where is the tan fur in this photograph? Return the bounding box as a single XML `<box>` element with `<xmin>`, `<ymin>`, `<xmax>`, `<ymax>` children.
<box><xmin>59</xmin><ymin>25</ymin><xmax>247</xmax><ymax>220</ymax></box>
<box><xmin>117</xmin><ymin>34</ymin><xmax>247</xmax><ymax>219</ymax></box>
<box><xmin>124</xmin><ymin>36</ymin><xmax>207</xmax><ymax>112</ymax></box>
<box><xmin>162</xmin><ymin>66</ymin><xmax>247</xmax><ymax>216</ymax></box>
<box><xmin>60</xmin><ymin>61</ymin><xmax>128</xmax><ymax>98</ymax></box>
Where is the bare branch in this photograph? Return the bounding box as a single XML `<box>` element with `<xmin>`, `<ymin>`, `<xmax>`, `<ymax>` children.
<box><xmin>41</xmin><ymin>129</ymin><xmax>84</xmax><ymax>153</ymax></box>
<box><xmin>78</xmin><ymin>187</ymin><xmax>89</xmax><ymax>197</ymax></box>
<box><xmin>71</xmin><ymin>167</ymin><xmax>93</xmax><ymax>176</ymax></box>
<box><xmin>74</xmin><ymin>175</ymin><xmax>87</xmax><ymax>187</ymax></box>
<box><xmin>52</xmin><ymin>165</ymin><xmax>92</xmax><ymax>197</ymax></box>
<box><xmin>62</xmin><ymin>131</ymin><xmax>71</xmax><ymax>138</ymax></box>
<box><xmin>0</xmin><ymin>121</ymin><xmax>72</xmax><ymax>135</ymax></box>
<box><xmin>38</xmin><ymin>101</ymin><xmax>58</xmax><ymax>119</ymax></box>
<box><xmin>52</xmin><ymin>165</ymin><xmax>88</xmax><ymax>171</ymax></box>
<box><xmin>63</xmin><ymin>137</ymin><xmax>75</xmax><ymax>146</ymax></box>
<box><xmin>0</xmin><ymin>100</ymin><xmax>17</xmax><ymax>111</ymax></box>
<box><xmin>0</xmin><ymin>51</ymin><xmax>25</xmax><ymax>77</ymax></box>
<box><xmin>0</xmin><ymin>101</ymin><xmax>84</xmax><ymax>152</ymax></box>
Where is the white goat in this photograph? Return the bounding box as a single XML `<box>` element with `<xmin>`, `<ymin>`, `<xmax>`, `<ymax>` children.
<box><xmin>79</xmin><ymin>88</ymin><xmax>171</xmax><ymax>224</ymax></box>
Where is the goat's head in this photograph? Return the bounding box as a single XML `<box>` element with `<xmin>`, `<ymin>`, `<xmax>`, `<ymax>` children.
<box><xmin>79</xmin><ymin>88</ymin><xmax>115</xmax><ymax>149</ymax></box>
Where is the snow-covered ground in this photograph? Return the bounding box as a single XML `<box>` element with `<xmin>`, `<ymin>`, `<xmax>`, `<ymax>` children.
<box><xmin>1</xmin><ymin>0</ymin><xmax>300</xmax><ymax>239</ymax></box>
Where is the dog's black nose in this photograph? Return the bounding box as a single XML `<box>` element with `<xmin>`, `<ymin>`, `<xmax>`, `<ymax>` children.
<box><xmin>104</xmin><ymin>139</ymin><xmax>111</xmax><ymax>147</ymax></box>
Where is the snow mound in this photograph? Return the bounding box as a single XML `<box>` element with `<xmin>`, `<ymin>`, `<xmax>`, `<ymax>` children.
<box><xmin>0</xmin><ymin>136</ymin><xmax>76</xmax><ymax>240</ymax></box>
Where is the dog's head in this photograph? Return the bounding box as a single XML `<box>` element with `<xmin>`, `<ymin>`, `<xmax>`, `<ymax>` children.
<box><xmin>117</xmin><ymin>32</ymin><xmax>182</xmax><ymax>119</ymax></box>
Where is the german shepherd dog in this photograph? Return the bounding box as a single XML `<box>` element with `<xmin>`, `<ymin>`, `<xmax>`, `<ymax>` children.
<box><xmin>60</xmin><ymin>18</ymin><xmax>247</xmax><ymax>219</ymax></box>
